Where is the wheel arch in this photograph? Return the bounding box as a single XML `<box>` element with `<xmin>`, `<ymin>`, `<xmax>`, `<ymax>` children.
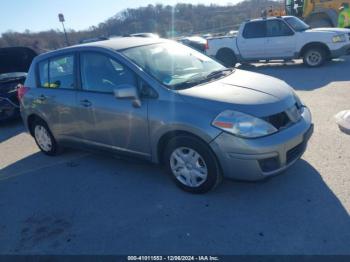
<box><xmin>26</xmin><ymin>114</ymin><xmax>46</xmax><ymax>136</ymax></box>
<box><xmin>299</xmin><ymin>42</ymin><xmax>331</xmax><ymax>58</ymax></box>
<box><xmin>215</xmin><ymin>47</ymin><xmax>237</xmax><ymax>60</ymax></box>
<box><xmin>156</xmin><ymin>130</ymin><xmax>220</xmax><ymax>168</ymax></box>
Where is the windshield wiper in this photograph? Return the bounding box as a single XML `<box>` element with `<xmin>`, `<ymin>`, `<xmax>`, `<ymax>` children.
<box><xmin>170</xmin><ymin>69</ymin><xmax>234</xmax><ymax>90</ymax></box>
<box><xmin>171</xmin><ymin>78</ymin><xmax>207</xmax><ymax>90</ymax></box>
<box><xmin>205</xmin><ymin>68</ymin><xmax>234</xmax><ymax>80</ymax></box>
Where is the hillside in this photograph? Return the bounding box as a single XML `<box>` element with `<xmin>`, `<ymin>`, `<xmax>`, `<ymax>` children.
<box><xmin>0</xmin><ymin>0</ymin><xmax>280</xmax><ymax>52</ymax></box>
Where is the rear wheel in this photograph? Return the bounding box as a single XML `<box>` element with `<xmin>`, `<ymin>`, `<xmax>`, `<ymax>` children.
<box><xmin>164</xmin><ymin>136</ymin><xmax>222</xmax><ymax>193</ymax></box>
<box><xmin>31</xmin><ymin>119</ymin><xmax>61</xmax><ymax>156</ymax></box>
<box><xmin>303</xmin><ymin>47</ymin><xmax>327</xmax><ymax>67</ymax></box>
<box><xmin>215</xmin><ymin>48</ymin><xmax>237</xmax><ymax>68</ymax></box>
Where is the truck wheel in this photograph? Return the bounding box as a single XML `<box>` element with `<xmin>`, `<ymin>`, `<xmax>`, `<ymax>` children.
<box><xmin>164</xmin><ymin>136</ymin><xmax>222</xmax><ymax>194</ymax></box>
<box><xmin>216</xmin><ymin>48</ymin><xmax>237</xmax><ymax>68</ymax></box>
<box><xmin>303</xmin><ymin>47</ymin><xmax>326</xmax><ymax>67</ymax></box>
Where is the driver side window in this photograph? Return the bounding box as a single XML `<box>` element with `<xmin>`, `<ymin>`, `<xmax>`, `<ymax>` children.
<box><xmin>80</xmin><ymin>52</ymin><xmax>137</xmax><ymax>93</ymax></box>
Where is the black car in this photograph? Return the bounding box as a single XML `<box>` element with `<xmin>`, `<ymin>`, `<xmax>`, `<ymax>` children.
<box><xmin>0</xmin><ymin>47</ymin><xmax>37</xmax><ymax>121</ymax></box>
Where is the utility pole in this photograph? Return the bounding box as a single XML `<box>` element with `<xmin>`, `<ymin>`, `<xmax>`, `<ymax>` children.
<box><xmin>58</xmin><ymin>13</ymin><xmax>70</xmax><ymax>46</ymax></box>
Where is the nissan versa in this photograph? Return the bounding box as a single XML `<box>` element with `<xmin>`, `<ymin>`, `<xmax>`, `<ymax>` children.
<box><xmin>19</xmin><ymin>37</ymin><xmax>313</xmax><ymax>193</ymax></box>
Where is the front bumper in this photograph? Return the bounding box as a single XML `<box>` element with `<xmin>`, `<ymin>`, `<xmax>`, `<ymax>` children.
<box><xmin>330</xmin><ymin>43</ymin><xmax>350</xmax><ymax>58</ymax></box>
<box><xmin>0</xmin><ymin>96</ymin><xmax>20</xmax><ymax>121</ymax></box>
<box><xmin>210</xmin><ymin>107</ymin><xmax>313</xmax><ymax>181</ymax></box>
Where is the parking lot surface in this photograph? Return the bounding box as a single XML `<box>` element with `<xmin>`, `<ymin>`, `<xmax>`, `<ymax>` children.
<box><xmin>1</xmin><ymin>57</ymin><xmax>350</xmax><ymax>255</ymax></box>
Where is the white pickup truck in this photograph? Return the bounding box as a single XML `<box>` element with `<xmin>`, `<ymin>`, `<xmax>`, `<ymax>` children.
<box><xmin>206</xmin><ymin>16</ymin><xmax>350</xmax><ymax>67</ymax></box>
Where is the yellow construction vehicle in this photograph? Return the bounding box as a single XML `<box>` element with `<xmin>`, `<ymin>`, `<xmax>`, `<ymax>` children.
<box><xmin>266</xmin><ymin>0</ymin><xmax>350</xmax><ymax>28</ymax></box>
<box><xmin>285</xmin><ymin>0</ymin><xmax>350</xmax><ymax>27</ymax></box>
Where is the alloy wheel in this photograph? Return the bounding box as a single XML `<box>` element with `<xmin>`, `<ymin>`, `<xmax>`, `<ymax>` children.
<box><xmin>306</xmin><ymin>51</ymin><xmax>322</xmax><ymax>66</ymax></box>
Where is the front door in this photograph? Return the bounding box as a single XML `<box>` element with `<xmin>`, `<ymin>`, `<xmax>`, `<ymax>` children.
<box><xmin>76</xmin><ymin>51</ymin><xmax>150</xmax><ymax>157</ymax></box>
<box><xmin>237</xmin><ymin>20</ymin><xmax>267</xmax><ymax>60</ymax></box>
<box><xmin>265</xmin><ymin>19</ymin><xmax>297</xmax><ymax>58</ymax></box>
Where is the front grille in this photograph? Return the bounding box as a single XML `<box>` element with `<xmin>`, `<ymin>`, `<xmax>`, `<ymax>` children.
<box><xmin>263</xmin><ymin>103</ymin><xmax>303</xmax><ymax>130</ymax></box>
<box><xmin>286</xmin><ymin>142</ymin><xmax>306</xmax><ymax>164</ymax></box>
<box><xmin>264</xmin><ymin>111</ymin><xmax>291</xmax><ymax>130</ymax></box>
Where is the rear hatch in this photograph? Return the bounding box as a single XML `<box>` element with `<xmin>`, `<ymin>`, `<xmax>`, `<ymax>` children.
<box><xmin>0</xmin><ymin>47</ymin><xmax>37</xmax><ymax>106</ymax></box>
<box><xmin>0</xmin><ymin>47</ymin><xmax>37</xmax><ymax>75</ymax></box>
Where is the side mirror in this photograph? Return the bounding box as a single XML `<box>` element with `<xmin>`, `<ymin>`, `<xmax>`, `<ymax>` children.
<box><xmin>113</xmin><ymin>84</ymin><xmax>141</xmax><ymax>108</ymax></box>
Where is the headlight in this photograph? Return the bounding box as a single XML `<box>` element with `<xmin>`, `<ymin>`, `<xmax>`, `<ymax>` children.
<box><xmin>293</xmin><ymin>92</ymin><xmax>304</xmax><ymax>107</ymax></box>
<box><xmin>332</xmin><ymin>34</ymin><xmax>346</xmax><ymax>43</ymax></box>
<box><xmin>212</xmin><ymin>110</ymin><xmax>277</xmax><ymax>138</ymax></box>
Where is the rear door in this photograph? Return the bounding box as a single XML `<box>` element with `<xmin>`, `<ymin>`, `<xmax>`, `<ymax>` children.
<box><xmin>33</xmin><ymin>53</ymin><xmax>80</xmax><ymax>140</ymax></box>
<box><xmin>75</xmin><ymin>51</ymin><xmax>150</xmax><ymax>157</ymax></box>
<box><xmin>237</xmin><ymin>21</ymin><xmax>267</xmax><ymax>60</ymax></box>
<box><xmin>265</xmin><ymin>19</ymin><xmax>296</xmax><ymax>58</ymax></box>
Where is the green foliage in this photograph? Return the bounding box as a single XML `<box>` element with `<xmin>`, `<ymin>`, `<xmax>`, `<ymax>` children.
<box><xmin>0</xmin><ymin>0</ymin><xmax>279</xmax><ymax>52</ymax></box>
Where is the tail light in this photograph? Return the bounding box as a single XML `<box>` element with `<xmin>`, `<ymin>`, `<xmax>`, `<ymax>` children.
<box><xmin>204</xmin><ymin>40</ymin><xmax>209</xmax><ymax>50</ymax></box>
<box><xmin>17</xmin><ymin>84</ymin><xmax>29</xmax><ymax>101</ymax></box>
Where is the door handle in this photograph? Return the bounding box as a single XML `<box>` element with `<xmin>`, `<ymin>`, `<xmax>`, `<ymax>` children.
<box><xmin>80</xmin><ymin>99</ymin><xmax>92</xmax><ymax>107</ymax></box>
<box><xmin>38</xmin><ymin>94</ymin><xmax>47</xmax><ymax>101</ymax></box>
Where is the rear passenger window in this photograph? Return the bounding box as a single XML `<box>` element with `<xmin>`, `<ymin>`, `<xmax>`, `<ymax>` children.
<box><xmin>242</xmin><ymin>21</ymin><xmax>266</xmax><ymax>38</ymax></box>
<box><xmin>49</xmin><ymin>55</ymin><xmax>74</xmax><ymax>89</ymax></box>
<box><xmin>38</xmin><ymin>55</ymin><xmax>75</xmax><ymax>89</ymax></box>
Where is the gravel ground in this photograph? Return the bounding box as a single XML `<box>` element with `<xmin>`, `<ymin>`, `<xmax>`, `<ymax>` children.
<box><xmin>0</xmin><ymin>57</ymin><xmax>349</xmax><ymax>255</ymax></box>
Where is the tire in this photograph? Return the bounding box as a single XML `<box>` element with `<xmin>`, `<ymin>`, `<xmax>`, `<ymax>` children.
<box><xmin>303</xmin><ymin>47</ymin><xmax>327</xmax><ymax>67</ymax></box>
<box><xmin>163</xmin><ymin>136</ymin><xmax>222</xmax><ymax>193</ymax></box>
<box><xmin>31</xmin><ymin>119</ymin><xmax>61</xmax><ymax>156</ymax></box>
<box><xmin>307</xmin><ymin>18</ymin><xmax>333</xmax><ymax>28</ymax></box>
<box><xmin>215</xmin><ymin>49</ymin><xmax>237</xmax><ymax>68</ymax></box>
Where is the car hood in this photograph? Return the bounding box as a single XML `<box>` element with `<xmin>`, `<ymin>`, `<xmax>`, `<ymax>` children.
<box><xmin>306</xmin><ymin>27</ymin><xmax>350</xmax><ymax>34</ymax></box>
<box><xmin>177</xmin><ymin>69</ymin><xmax>296</xmax><ymax>117</ymax></box>
<box><xmin>0</xmin><ymin>47</ymin><xmax>37</xmax><ymax>75</ymax></box>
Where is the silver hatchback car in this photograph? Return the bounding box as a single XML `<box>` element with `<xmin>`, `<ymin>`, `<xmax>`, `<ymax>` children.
<box><xmin>19</xmin><ymin>37</ymin><xmax>313</xmax><ymax>193</ymax></box>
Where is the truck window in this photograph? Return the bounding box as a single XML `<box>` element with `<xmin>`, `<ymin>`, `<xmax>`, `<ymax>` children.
<box><xmin>266</xmin><ymin>20</ymin><xmax>294</xmax><ymax>37</ymax></box>
<box><xmin>242</xmin><ymin>21</ymin><xmax>266</xmax><ymax>38</ymax></box>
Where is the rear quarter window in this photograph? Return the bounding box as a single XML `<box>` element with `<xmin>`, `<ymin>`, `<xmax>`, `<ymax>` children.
<box><xmin>38</xmin><ymin>60</ymin><xmax>49</xmax><ymax>87</ymax></box>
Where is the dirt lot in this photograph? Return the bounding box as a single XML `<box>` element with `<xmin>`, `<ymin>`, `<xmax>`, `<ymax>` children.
<box><xmin>0</xmin><ymin>57</ymin><xmax>350</xmax><ymax>255</ymax></box>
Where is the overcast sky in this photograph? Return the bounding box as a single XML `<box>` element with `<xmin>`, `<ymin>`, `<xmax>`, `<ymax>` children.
<box><xmin>0</xmin><ymin>0</ymin><xmax>242</xmax><ymax>34</ymax></box>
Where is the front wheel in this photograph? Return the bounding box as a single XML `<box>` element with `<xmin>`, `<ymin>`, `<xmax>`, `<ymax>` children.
<box><xmin>303</xmin><ymin>47</ymin><xmax>327</xmax><ymax>67</ymax></box>
<box><xmin>164</xmin><ymin>136</ymin><xmax>222</xmax><ymax>193</ymax></box>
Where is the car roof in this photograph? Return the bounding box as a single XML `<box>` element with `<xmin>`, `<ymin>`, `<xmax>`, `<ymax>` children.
<box><xmin>36</xmin><ymin>37</ymin><xmax>170</xmax><ymax>60</ymax></box>
<box><xmin>248</xmin><ymin>16</ymin><xmax>293</xmax><ymax>23</ymax></box>
<box><xmin>75</xmin><ymin>36</ymin><xmax>168</xmax><ymax>50</ymax></box>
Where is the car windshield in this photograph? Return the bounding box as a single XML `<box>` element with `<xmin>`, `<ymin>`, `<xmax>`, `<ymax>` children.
<box><xmin>0</xmin><ymin>72</ymin><xmax>27</xmax><ymax>81</ymax></box>
<box><xmin>121</xmin><ymin>42</ymin><xmax>229</xmax><ymax>89</ymax></box>
<box><xmin>284</xmin><ymin>16</ymin><xmax>310</xmax><ymax>32</ymax></box>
